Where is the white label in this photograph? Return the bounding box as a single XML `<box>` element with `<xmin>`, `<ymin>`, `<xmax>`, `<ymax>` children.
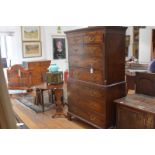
<box><xmin>90</xmin><ymin>68</ymin><xmax>94</xmax><ymax>74</ymax></box>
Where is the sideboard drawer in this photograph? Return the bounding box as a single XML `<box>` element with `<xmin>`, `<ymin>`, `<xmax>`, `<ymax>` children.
<box><xmin>83</xmin><ymin>30</ymin><xmax>103</xmax><ymax>44</ymax></box>
<box><xmin>69</xmin><ymin>67</ymin><xmax>104</xmax><ymax>84</ymax></box>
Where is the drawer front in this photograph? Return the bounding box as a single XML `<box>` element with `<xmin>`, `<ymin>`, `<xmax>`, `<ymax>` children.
<box><xmin>69</xmin><ymin>67</ymin><xmax>104</xmax><ymax>84</ymax></box>
<box><xmin>68</xmin><ymin>93</ymin><xmax>105</xmax><ymax>114</ymax></box>
<box><xmin>67</xmin><ymin>33</ymin><xmax>84</xmax><ymax>45</ymax></box>
<box><xmin>68</xmin><ymin>79</ymin><xmax>105</xmax><ymax>99</ymax></box>
<box><xmin>83</xmin><ymin>30</ymin><xmax>103</xmax><ymax>44</ymax></box>
<box><xmin>68</xmin><ymin>80</ymin><xmax>106</xmax><ymax>114</ymax></box>
<box><xmin>69</xmin><ymin>104</ymin><xmax>106</xmax><ymax>128</ymax></box>
<box><xmin>68</xmin><ymin>45</ymin><xmax>103</xmax><ymax>58</ymax></box>
<box><xmin>67</xmin><ymin>30</ymin><xmax>103</xmax><ymax>45</ymax></box>
<box><xmin>69</xmin><ymin>55</ymin><xmax>103</xmax><ymax>69</ymax></box>
<box><xmin>117</xmin><ymin>105</ymin><xmax>154</xmax><ymax>129</ymax></box>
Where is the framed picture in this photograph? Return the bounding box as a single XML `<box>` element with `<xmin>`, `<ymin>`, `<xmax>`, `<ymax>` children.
<box><xmin>22</xmin><ymin>26</ymin><xmax>40</xmax><ymax>41</ymax></box>
<box><xmin>22</xmin><ymin>42</ymin><xmax>42</xmax><ymax>58</ymax></box>
<box><xmin>52</xmin><ymin>37</ymin><xmax>66</xmax><ymax>59</ymax></box>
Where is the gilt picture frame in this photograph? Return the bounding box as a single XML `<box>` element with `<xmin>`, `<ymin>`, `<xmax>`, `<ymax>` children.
<box><xmin>22</xmin><ymin>26</ymin><xmax>40</xmax><ymax>41</ymax></box>
<box><xmin>22</xmin><ymin>42</ymin><xmax>42</xmax><ymax>58</ymax></box>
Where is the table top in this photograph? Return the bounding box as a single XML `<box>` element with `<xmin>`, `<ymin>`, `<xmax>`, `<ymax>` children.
<box><xmin>114</xmin><ymin>94</ymin><xmax>155</xmax><ymax>114</ymax></box>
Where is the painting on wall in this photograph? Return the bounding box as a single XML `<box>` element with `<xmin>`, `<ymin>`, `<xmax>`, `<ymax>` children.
<box><xmin>22</xmin><ymin>26</ymin><xmax>40</xmax><ymax>41</ymax></box>
<box><xmin>53</xmin><ymin>38</ymin><xmax>66</xmax><ymax>59</ymax></box>
<box><xmin>22</xmin><ymin>42</ymin><xmax>42</xmax><ymax>58</ymax></box>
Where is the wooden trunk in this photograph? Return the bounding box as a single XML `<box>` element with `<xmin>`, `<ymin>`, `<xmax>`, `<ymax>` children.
<box><xmin>65</xmin><ymin>26</ymin><xmax>127</xmax><ymax>128</ymax></box>
<box><xmin>23</xmin><ymin>60</ymin><xmax>51</xmax><ymax>85</ymax></box>
<box><xmin>115</xmin><ymin>94</ymin><xmax>155</xmax><ymax>129</ymax></box>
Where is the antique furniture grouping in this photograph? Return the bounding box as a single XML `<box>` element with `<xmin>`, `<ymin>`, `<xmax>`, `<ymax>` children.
<box><xmin>65</xmin><ymin>26</ymin><xmax>127</xmax><ymax>128</ymax></box>
<box><xmin>7</xmin><ymin>64</ymin><xmax>32</xmax><ymax>90</ymax></box>
<box><xmin>22</xmin><ymin>60</ymin><xmax>51</xmax><ymax>86</ymax></box>
<box><xmin>115</xmin><ymin>72</ymin><xmax>155</xmax><ymax>129</ymax></box>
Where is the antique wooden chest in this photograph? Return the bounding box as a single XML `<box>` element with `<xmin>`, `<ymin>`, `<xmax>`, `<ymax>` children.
<box><xmin>115</xmin><ymin>94</ymin><xmax>155</xmax><ymax>129</ymax></box>
<box><xmin>65</xmin><ymin>26</ymin><xmax>127</xmax><ymax>128</ymax></box>
<box><xmin>23</xmin><ymin>60</ymin><xmax>51</xmax><ymax>85</ymax></box>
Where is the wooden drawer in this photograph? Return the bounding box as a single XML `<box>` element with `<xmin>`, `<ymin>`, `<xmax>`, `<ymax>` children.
<box><xmin>68</xmin><ymin>94</ymin><xmax>105</xmax><ymax>114</ymax></box>
<box><xmin>68</xmin><ymin>79</ymin><xmax>106</xmax><ymax>114</ymax></box>
<box><xmin>69</xmin><ymin>67</ymin><xmax>104</xmax><ymax>84</ymax></box>
<box><xmin>83</xmin><ymin>30</ymin><xmax>103</xmax><ymax>44</ymax></box>
<box><xmin>69</xmin><ymin>55</ymin><xmax>103</xmax><ymax>69</ymax></box>
<box><xmin>69</xmin><ymin>104</ymin><xmax>105</xmax><ymax>128</ymax></box>
<box><xmin>68</xmin><ymin>79</ymin><xmax>105</xmax><ymax>99</ymax></box>
<box><xmin>68</xmin><ymin>45</ymin><xmax>103</xmax><ymax>58</ymax></box>
<box><xmin>67</xmin><ymin>33</ymin><xmax>84</xmax><ymax>45</ymax></box>
<box><xmin>67</xmin><ymin>30</ymin><xmax>103</xmax><ymax>45</ymax></box>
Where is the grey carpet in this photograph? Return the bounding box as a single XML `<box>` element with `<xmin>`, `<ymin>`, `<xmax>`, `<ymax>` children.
<box><xmin>16</xmin><ymin>93</ymin><xmax>54</xmax><ymax>113</ymax></box>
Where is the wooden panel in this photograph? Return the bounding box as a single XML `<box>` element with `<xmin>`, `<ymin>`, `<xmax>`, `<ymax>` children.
<box><xmin>69</xmin><ymin>45</ymin><xmax>103</xmax><ymax>57</ymax></box>
<box><xmin>83</xmin><ymin>30</ymin><xmax>103</xmax><ymax>44</ymax></box>
<box><xmin>69</xmin><ymin>67</ymin><xmax>104</xmax><ymax>84</ymax></box>
<box><xmin>69</xmin><ymin>104</ymin><xmax>105</xmax><ymax>128</ymax></box>
<box><xmin>136</xmin><ymin>72</ymin><xmax>155</xmax><ymax>96</ymax></box>
<box><xmin>117</xmin><ymin>104</ymin><xmax>154</xmax><ymax>129</ymax></box>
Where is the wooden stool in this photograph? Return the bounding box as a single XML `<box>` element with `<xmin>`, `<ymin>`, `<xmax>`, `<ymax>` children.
<box><xmin>52</xmin><ymin>88</ymin><xmax>67</xmax><ymax>118</ymax></box>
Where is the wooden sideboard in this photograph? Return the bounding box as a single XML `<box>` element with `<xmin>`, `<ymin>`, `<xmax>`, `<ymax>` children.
<box><xmin>65</xmin><ymin>26</ymin><xmax>127</xmax><ymax>128</ymax></box>
<box><xmin>23</xmin><ymin>60</ymin><xmax>51</xmax><ymax>85</ymax></box>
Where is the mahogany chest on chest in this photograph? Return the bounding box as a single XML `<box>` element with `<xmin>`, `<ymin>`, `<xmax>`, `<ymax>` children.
<box><xmin>23</xmin><ymin>60</ymin><xmax>51</xmax><ymax>85</ymax></box>
<box><xmin>65</xmin><ymin>26</ymin><xmax>127</xmax><ymax>128</ymax></box>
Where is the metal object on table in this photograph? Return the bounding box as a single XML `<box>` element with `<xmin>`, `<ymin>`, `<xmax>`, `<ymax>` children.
<box><xmin>46</xmin><ymin>71</ymin><xmax>63</xmax><ymax>85</ymax></box>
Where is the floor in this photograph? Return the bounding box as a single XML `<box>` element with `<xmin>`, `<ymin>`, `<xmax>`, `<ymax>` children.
<box><xmin>11</xmin><ymin>89</ymin><xmax>134</xmax><ymax>129</ymax></box>
<box><xmin>11</xmin><ymin>98</ymin><xmax>92</xmax><ymax>129</ymax></box>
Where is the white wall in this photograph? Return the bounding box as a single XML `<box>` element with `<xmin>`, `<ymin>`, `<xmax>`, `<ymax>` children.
<box><xmin>126</xmin><ymin>26</ymin><xmax>133</xmax><ymax>58</ymax></box>
<box><xmin>139</xmin><ymin>27</ymin><xmax>152</xmax><ymax>63</ymax></box>
<box><xmin>0</xmin><ymin>26</ymin><xmax>83</xmax><ymax>71</ymax></box>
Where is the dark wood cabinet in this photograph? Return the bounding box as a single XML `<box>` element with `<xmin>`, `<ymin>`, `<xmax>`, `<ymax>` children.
<box><xmin>23</xmin><ymin>60</ymin><xmax>51</xmax><ymax>85</ymax></box>
<box><xmin>65</xmin><ymin>26</ymin><xmax>127</xmax><ymax>128</ymax></box>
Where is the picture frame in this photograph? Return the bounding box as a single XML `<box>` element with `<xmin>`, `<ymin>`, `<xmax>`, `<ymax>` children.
<box><xmin>22</xmin><ymin>26</ymin><xmax>40</xmax><ymax>41</ymax></box>
<box><xmin>22</xmin><ymin>42</ymin><xmax>42</xmax><ymax>58</ymax></box>
<box><xmin>52</xmin><ymin>36</ymin><xmax>66</xmax><ymax>60</ymax></box>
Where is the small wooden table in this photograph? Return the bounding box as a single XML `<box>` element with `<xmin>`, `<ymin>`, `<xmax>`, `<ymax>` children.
<box><xmin>114</xmin><ymin>94</ymin><xmax>155</xmax><ymax>129</ymax></box>
<box><xmin>33</xmin><ymin>83</ymin><xmax>64</xmax><ymax>112</ymax></box>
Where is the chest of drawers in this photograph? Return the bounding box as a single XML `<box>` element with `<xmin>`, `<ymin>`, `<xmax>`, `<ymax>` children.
<box><xmin>65</xmin><ymin>26</ymin><xmax>127</xmax><ymax>128</ymax></box>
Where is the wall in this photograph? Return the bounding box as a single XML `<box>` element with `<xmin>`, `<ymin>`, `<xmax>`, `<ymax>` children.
<box><xmin>0</xmin><ymin>26</ymin><xmax>83</xmax><ymax>71</ymax></box>
<box><xmin>126</xmin><ymin>26</ymin><xmax>133</xmax><ymax>58</ymax></box>
<box><xmin>126</xmin><ymin>26</ymin><xmax>155</xmax><ymax>63</ymax></box>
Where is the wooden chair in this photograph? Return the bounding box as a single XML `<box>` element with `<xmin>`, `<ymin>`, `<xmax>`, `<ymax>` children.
<box><xmin>135</xmin><ymin>72</ymin><xmax>155</xmax><ymax>96</ymax></box>
<box><xmin>7</xmin><ymin>65</ymin><xmax>32</xmax><ymax>90</ymax></box>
